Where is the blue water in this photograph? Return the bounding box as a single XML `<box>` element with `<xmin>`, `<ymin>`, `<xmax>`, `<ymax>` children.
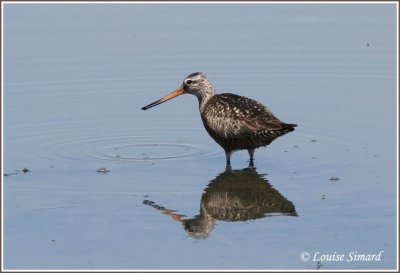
<box><xmin>3</xmin><ymin>3</ymin><xmax>397</xmax><ymax>270</ymax></box>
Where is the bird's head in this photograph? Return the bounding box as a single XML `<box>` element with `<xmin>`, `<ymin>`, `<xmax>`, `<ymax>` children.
<box><xmin>182</xmin><ymin>72</ymin><xmax>213</xmax><ymax>96</ymax></box>
<box><xmin>141</xmin><ymin>72</ymin><xmax>214</xmax><ymax>110</ymax></box>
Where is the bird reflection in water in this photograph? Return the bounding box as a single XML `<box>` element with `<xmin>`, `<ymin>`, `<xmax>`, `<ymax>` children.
<box><xmin>143</xmin><ymin>166</ymin><xmax>297</xmax><ymax>239</ymax></box>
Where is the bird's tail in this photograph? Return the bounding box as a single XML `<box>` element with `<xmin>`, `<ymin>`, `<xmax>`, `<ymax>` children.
<box><xmin>282</xmin><ymin>123</ymin><xmax>298</xmax><ymax>131</ymax></box>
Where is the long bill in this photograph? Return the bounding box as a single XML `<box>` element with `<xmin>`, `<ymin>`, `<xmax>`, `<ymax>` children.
<box><xmin>141</xmin><ymin>86</ymin><xmax>184</xmax><ymax>110</ymax></box>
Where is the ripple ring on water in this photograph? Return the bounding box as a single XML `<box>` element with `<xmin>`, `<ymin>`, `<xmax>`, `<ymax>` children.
<box><xmin>93</xmin><ymin>142</ymin><xmax>213</xmax><ymax>162</ymax></box>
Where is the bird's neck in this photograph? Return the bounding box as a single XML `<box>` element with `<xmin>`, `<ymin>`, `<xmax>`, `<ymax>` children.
<box><xmin>196</xmin><ymin>89</ymin><xmax>216</xmax><ymax>112</ymax></box>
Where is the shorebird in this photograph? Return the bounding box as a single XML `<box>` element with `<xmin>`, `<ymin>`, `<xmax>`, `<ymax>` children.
<box><xmin>141</xmin><ymin>72</ymin><xmax>297</xmax><ymax>166</ymax></box>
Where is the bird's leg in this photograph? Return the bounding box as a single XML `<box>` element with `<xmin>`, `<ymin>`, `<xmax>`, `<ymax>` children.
<box><xmin>225</xmin><ymin>150</ymin><xmax>232</xmax><ymax>166</ymax></box>
<box><xmin>248</xmin><ymin>148</ymin><xmax>255</xmax><ymax>167</ymax></box>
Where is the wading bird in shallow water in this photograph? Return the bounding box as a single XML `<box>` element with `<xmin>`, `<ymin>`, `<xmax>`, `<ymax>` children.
<box><xmin>141</xmin><ymin>72</ymin><xmax>297</xmax><ymax>166</ymax></box>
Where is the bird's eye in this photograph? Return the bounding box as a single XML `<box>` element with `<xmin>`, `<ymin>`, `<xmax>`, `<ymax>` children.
<box><xmin>186</xmin><ymin>80</ymin><xmax>193</xmax><ymax>84</ymax></box>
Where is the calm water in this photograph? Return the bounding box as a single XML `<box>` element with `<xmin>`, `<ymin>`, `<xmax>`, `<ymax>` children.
<box><xmin>3</xmin><ymin>3</ymin><xmax>397</xmax><ymax>270</ymax></box>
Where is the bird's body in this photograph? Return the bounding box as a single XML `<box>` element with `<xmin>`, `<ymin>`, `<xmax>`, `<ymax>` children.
<box><xmin>142</xmin><ymin>72</ymin><xmax>297</xmax><ymax>165</ymax></box>
<box><xmin>200</xmin><ymin>93</ymin><xmax>296</xmax><ymax>164</ymax></box>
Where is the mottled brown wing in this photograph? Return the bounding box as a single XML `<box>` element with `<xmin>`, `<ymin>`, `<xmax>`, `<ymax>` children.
<box><xmin>202</xmin><ymin>93</ymin><xmax>292</xmax><ymax>139</ymax></box>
